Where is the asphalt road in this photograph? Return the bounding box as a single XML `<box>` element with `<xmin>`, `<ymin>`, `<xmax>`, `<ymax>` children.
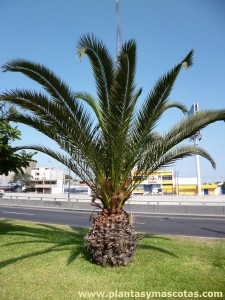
<box><xmin>1</xmin><ymin>204</ymin><xmax>225</xmax><ymax>238</ymax></box>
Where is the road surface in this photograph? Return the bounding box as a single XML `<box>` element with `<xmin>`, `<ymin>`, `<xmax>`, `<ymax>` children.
<box><xmin>0</xmin><ymin>205</ymin><xmax>225</xmax><ymax>238</ymax></box>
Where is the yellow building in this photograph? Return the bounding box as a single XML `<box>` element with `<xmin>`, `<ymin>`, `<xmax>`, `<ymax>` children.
<box><xmin>132</xmin><ymin>170</ymin><xmax>218</xmax><ymax>195</ymax></box>
<box><xmin>132</xmin><ymin>170</ymin><xmax>174</xmax><ymax>195</ymax></box>
<box><xmin>175</xmin><ymin>178</ymin><xmax>217</xmax><ymax>195</ymax></box>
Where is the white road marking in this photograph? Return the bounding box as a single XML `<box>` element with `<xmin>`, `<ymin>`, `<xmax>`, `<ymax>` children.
<box><xmin>2</xmin><ymin>211</ymin><xmax>34</xmax><ymax>216</ymax></box>
<box><xmin>134</xmin><ymin>222</ymin><xmax>145</xmax><ymax>225</ymax></box>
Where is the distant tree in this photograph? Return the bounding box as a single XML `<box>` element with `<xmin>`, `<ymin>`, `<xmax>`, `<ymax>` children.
<box><xmin>0</xmin><ymin>101</ymin><xmax>36</xmax><ymax>175</ymax></box>
<box><xmin>10</xmin><ymin>172</ymin><xmax>34</xmax><ymax>192</ymax></box>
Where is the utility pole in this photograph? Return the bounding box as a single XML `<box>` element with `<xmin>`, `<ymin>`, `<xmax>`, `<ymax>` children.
<box><xmin>62</xmin><ymin>174</ymin><xmax>65</xmax><ymax>194</ymax></box>
<box><xmin>116</xmin><ymin>0</ymin><xmax>121</xmax><ymax>57</ymax></box>
<box><xmin>177</xmin><ymin>171</ymin><xmax>180</xmax><ymax>195</ymax></box>
<box><xmin>68</xmin><ymin>168</ymin><xmax>71</xmax><ymax>201</ymax></box>
<box><xmin>49</xmin><ymin>161</ymin><xmax>52</xmax><ymax>194</ymax></box>
<box><xmin>174</xmin><ymin>171</ymin><xmax>179</xmax><ymax>195</ymax></box>
<box><xmin>194</xmin><ymin>134</ymin><xmax>202</xmax><ymax>195</ymax></box>
<box><xmin>188</xmin><ymin>103</ymin><xmax>202</xmax><ymax>196</ymax></box>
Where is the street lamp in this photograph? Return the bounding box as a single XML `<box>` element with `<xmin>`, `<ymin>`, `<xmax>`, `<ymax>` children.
<box><xmin>68</xmin><ymin>168</ymin><xmax>71</xmax><ymax>201</ymax></box>
<box><xmin>188</xmin><ymin>103</ymin><xmax>202</xmax><ymax>196</ymax></box>
<box><xmin>49</xmin><ymin>161</ymin><xmax>52</xmax><ymax>194</ymax></box>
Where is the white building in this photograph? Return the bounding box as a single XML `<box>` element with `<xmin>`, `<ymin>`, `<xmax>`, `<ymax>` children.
<box><xmin>31</xmin><ymin>167</ymin><xmax>64</xmax><ymax>194</ymax></box>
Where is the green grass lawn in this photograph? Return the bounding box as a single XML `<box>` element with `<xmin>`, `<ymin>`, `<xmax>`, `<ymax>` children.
<box><xmin>0</xmin><ymin>218</ymin><xmax>225</xmax><ymax>300</ymax></box>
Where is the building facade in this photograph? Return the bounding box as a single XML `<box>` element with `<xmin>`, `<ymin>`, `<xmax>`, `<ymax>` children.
<box><xmin>132</xmin><ymin>170</ymin><xmax>218</xmax><ymax>196</ymax></box>
<box><xmin>132</xmin><ymin>170</ymin><xmax>174</xmax><ymax>195</ymax></box>
<box><xmin>31</xmin><ymin>167</ymin><xmax>64</xmax><ymax>194</ymax></box>
<box><xmin>175</xmin><ymin>178</ymin><xmax>218</xmax><ymax>195</ymax></box>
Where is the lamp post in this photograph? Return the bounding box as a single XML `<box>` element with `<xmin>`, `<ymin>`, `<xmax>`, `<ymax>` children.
<box><xmin>68</xmin><ymin>168</ymin><xmax>71</xmax><ymax>201</ymax></box>
<box><xmin>194</xmin><ymin>132</ymin><xmax>202</xmax><ymax>195</ymax></box>
<box><xmin>62</xmin><ymin>174</ymin><xmax>65</xmax><ymax>194</ymax></box>
<box><xmin>49</xmin><ymin>161</ymin><xmax>52</xmax><ymax>194</ymax></box>
<box><xmin>188</xmin><ymin>103</ymin><xmax>202</xmax><ymax>196</ymax></box>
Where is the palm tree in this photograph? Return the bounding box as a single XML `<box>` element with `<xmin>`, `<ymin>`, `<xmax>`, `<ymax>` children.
<box><xmin>1</xmin><ymin>34</ymin><xmax>225</xmax><ymax>266</ymax></box>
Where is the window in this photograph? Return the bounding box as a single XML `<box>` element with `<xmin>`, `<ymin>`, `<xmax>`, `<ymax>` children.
<box><xmin>44</xmin><ymin>181</ymin><xmax>57</xmax><ymax>185</ymax></box>
<box><xmin>133</xmin><ymin>176</ymin><xmax>147</xmax><ymax>181</ymax></box>
<box><xmin>136</xmin><ymin>184</ymin><xmax>144</xmax><ymax>190</ymax></box>
<box><xmin>162</xmin><ymin>175</ymin><xmax>173</xmax><ymax>180</ymax></box>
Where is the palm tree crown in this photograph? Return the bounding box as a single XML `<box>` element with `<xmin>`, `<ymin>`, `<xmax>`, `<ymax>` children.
<box><xmin>1</xmin><ymin>34</ymin><xmax>225</xmax><ymax>211</ymax></box>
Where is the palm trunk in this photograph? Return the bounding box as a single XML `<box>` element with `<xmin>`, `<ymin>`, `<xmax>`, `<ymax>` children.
<box><xmin>85</xmin><ymin>209</ymin><xmax>140</xmax><ymax>266</ymax></box>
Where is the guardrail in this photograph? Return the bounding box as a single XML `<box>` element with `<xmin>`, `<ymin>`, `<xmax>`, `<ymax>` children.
<box><xmin>1</xmin><ymin>194</ymin><xmax>225</xmax><ymax>215</ymax></box>
<box><xmin>2</xmin><ymin>194</ymin><xmax>225</xmax><ymax>206</ymax></box>
<box><xmin>1</xmin><ymin>194</ymin><xmax>85</xmax><ymax>202</ymax></box>
<box><xmin>126</xmin><ymin>199</ymin><xmax>225</xmax><ymax>206</ymax></box>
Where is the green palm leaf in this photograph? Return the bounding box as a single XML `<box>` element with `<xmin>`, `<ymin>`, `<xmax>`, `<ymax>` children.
<box><xmin>164</xmin><ymin>110</ymin><xmax>225</xmax><ymax>147</ymax></box>
<box><xmin>76</xmin><ymin>34</ymin><xmax>115</xmax><ymax>118</ymax></box>
<box><xmin>2</xmin><ymin>60</ymin><xmax>94</xmax><ymax>140</ymax></box>
<box><xmin>137</xmin><ymin>144</ymin><xmax>216</xmax><ymax>175</ymax></box>
<box><xmin>134</xmin><ymin>50</ymin><xmax>194</xmax><ymax>142</ymax></box>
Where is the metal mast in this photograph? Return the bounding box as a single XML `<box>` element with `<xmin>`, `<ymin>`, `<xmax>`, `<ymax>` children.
<box><xmin>116</xmin><ymin>0</ymin><xmax>121</xmax><ymax>57</ymax></box>
<box><xmin>189</xmin><ymin>103</ymin><xmax>202</xmax><ymax>195</ymax></box>
<box><xmin>194</xmin><ymin>135</ymin><xmax>202</xmax><ymax>196</ymax></box>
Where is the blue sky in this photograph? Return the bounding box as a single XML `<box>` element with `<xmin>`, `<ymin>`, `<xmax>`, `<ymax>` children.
<box><xmin>1</xmin><ymin>0</ymin><xmax>225</xmax><ymax>182</ymax></box>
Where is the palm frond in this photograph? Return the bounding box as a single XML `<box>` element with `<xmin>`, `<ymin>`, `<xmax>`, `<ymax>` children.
<box><xmin>7</xmin><ymin>112</ymin><xmax>59</xmax><ymax>141</ymax></box>
<box><xmin>7</xmin><ymin>110</ymin><xmax>107</xmax><ymax>179</ymax></box>
<box><xmin>1</xmin><ymin>60</ymin><xmax>95</xmax><ymax>140</ymax></box>
<box><xmin>76</xmin><ymin>34</ymin><xmax>115</xmax><ymax>116</ymax></box>
<box><xmin>75</xmin><ymin>91</ymin><xmax>102</xmax><ymax>125</ymax></box>
<box><xmin>109</xmin><ymin>40</ymin><xmax>137</xmax><ymax>128</ymax></box>
<box><xmin>137</xmin><ymin>145</ymin><xmax>216</xmax><ymax>175</ymax></box>
<box><xmin>1</xmin><ymin>91</ymin><xmax>96</xmax><ymax>153</ymax></box>
<box><xmin>164</xmin><ymin>110</ymin><xmax>225</xmax><ymax>147</ymax></box>
<box><xmin>133</xmin><ymin>50</ymin><xmax>194</xmax><ymax>142</ymax></box>
<box><xmin>2</xmin><ymin>59</ymin><xmax>75</xmax><ymax>113</ymax></box>
<box><xmin>125</xmin><ymin>144</ymin><xmax>216</xmax><ymax>198</ymax></box>
<box><xmin>162</xmin><ymin>101</ymin><xmax>188</xmax><ymax>114</ymax></box>
<box><xmin>96</xmin><ymin>41</ymin><xmax>141</xmax><ymax>190</ymax></box>
<box><xmin>16</xmin><ymin>144</ymin><xmax>95</xmax><ymax>184</ymax></box>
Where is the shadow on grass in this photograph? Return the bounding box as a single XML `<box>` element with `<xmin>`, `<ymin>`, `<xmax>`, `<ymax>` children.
<box><xmin>138</xmin><ymin>233</ymin><xmax>178</xmax><ymax>257</ymax></box>
<box><xmin>0</xmin><ymin>219</ymin><xmax>177</xmax><ymax>268</ymax></box>
<box><xmin>0</xmin><ymin>219</ymin><xmax>92</xmax><ymax>268</ymax></box>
